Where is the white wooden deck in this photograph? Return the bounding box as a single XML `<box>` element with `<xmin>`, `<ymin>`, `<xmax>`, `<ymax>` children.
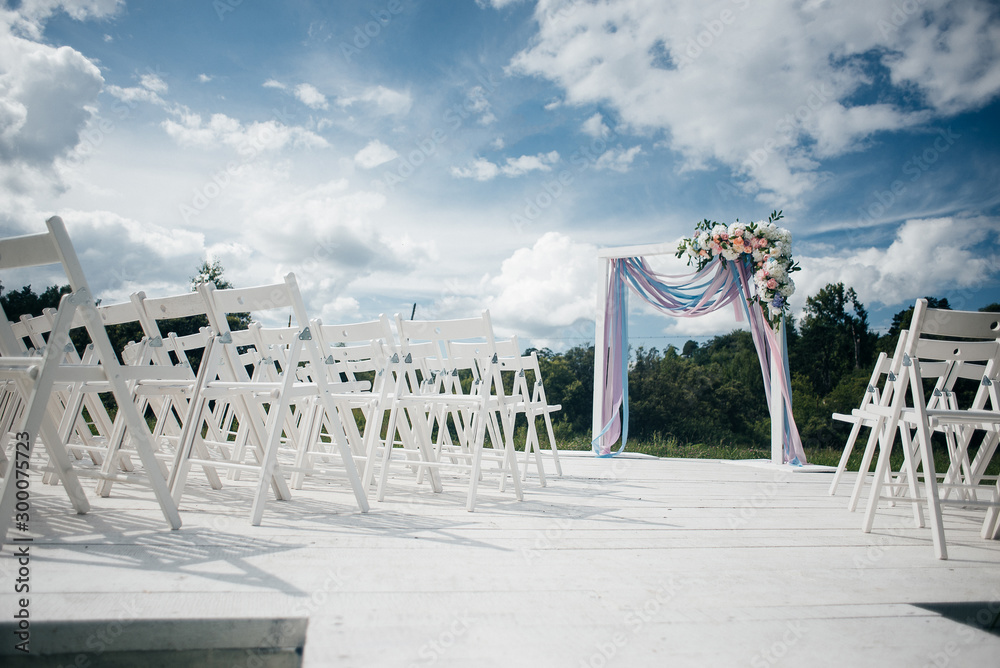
<box><xmin>3</xmin><ymin>452</ymin><xmax>1000</xmax><ymax>667</ymax></box>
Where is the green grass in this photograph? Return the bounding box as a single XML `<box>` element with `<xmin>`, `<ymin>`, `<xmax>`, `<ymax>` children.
<box><xmin>552</xmin><ymin>431</ymin><xmax>773</xmax><ymax>461</ymax></box>
<box><xmin>529</xmin><ymin>425</ymin><xmax>1000</xmax><ymax>477</ymax></box>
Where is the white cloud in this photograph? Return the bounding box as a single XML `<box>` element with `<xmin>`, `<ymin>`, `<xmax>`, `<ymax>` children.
<box><xmin>502</xmin><ymin>151</ymin><xmax>560</xmax><ymax>176</ymax></box>
<box><xmin>508</xmin><ymin>0</ymin><xmax>1000</xmax><ymax>206</ymax></box>
<box><xmin>105</xmin><ymin>84</ymin><xmax>162</xmax><ymax>105</ymax></box>
<box><xmin>581</xmin><ymin>112</ymin><xmax>610</xmax><ymax>138</ymax></box>
<box><xmin>197</xmin><ymin>73</ymin><xmax>213</xmax><ymax>83</ymax></box>
<box><xmin>451</xmin><ymin>151</ymin><xmax>560</xmax><ymax>181</ymax></box>
<box><xmin>476</xmin><ymin>0</ymin><xmax>524</xmax><ymax>8</ymax></box>
<box><xmin>59</xmin><ymin>208</ymin><xmax>205</xmax><ymax>301</ymax></box>
<box><xmin>885</xmin><ymin>1</ymin><xmax>1000</xmax><ymax>114</ymax></box>
<box><xmin>450</xmin><ymin>157</ymin><xmax>500</xmax><ymax>181</ymax></box>
<box><xmin>484</xmin><ymin>232</ymin><xmax>598</xmax><ymax>338</ymax></box>
<box><xmin>139</xmin><ymin>72</ymin><xmax>167</xmax><ymax>94</ymax></box>
<box><xmin>661</xmin><ymin>306</ymin><xmax>748</xmax><ymax>338</ymax></box>
<box><xmin>466</xmin><ymin>86</ymin><xmax>497</xmax><ymax>125</ymax></box>
<box><xmin>594</xmin><ymin>145</ymin><xmax>641</xmax><ymax>172</ymax></box>
<box><xmin>162</xmin><ymin>110</ymin><xmax>329</xmax><ymax>152</ymax></box>
<box><xmin>354</xmin><ymin>139</ymin><xmax>398</xmax><ymax>169</ymax></box>
<box><xmin>338</xmin><ymin>85</ymin><xmax>412</xmax><ymax>116</ymax></box>
<box><xmin>796</xmin><ymin>216</ymin><xmax>1000</xmax><ymax>309</ymax></box>
<box><xmin>263</xmin><ymin>79</ymin><xmax>286</xmax><ymax>90</ymax></box>
<box><xmin>6</xmin><ymin>0</ymin><xmax>123</xmax><ymax>39</ymax></box>
<box><xmin>294</xmin><ymin>82</ymin><xmax>328</xmax><ymax>110</ymax></box>
<box><xmin>0</xmin><ymin>23</ymin><xmax>103</xmax><ymax>170</ymax></box>
<box><xmin>236</xmin><ymin>179</ymin><xmax>429</xmax><ymax>294</ymax></box>
<box><xmin>318</xmin><ymin>295</ymin><xmax>362</xmax><ymax>324</ymax></box>
<box><xmin>106</xmin><ymin>72</ymin><xmax>168</xmax><ymax>106</ymax></box>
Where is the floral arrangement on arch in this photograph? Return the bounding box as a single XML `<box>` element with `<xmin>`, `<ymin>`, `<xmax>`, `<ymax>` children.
<box><xmin>675</xmin><ymin>210</ymin><xmax>800</xmax><ymax>326</ymax></box>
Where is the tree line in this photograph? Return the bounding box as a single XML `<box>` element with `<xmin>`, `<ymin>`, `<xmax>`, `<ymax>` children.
<box><xmin>529</xmin><ymin>284</ymin><xmax>1000</xmax><ymax>452</ymax></box>
<box><xmin>0</xmin><ymin>261</ymin><xmax>247</xmax><ymax>365</ymax></box>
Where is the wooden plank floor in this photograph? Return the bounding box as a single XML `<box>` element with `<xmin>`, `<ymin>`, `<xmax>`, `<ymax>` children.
<box><xmin>3</xmin><ymin>452</ymin><xmax>1000</xmax><ymax>666</ymax></box>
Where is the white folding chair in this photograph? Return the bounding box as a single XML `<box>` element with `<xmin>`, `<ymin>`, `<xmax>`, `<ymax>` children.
<box><xmin>292</xmin><ymin>316</ymin><xmax>395</xmax><ymax>490</ymax></box>
<box><xmin>495</xmin><ymin>337</ymin><xmax>563</xmax><ymax>482</ymax></box>
<box><xmin>168</xmin><ymin>274</ymin><xmax>370</xmax><ymax>524</ymax></box>
<box><xmin>0</xmin><ymin>216</ymin><xmax>183</xmax><ymax>545</ymax></box>
<box><xmin>372</xmin><ymin>311</ymin><xmax>524</xmax><ymax>511</ymax></box>
<box><xmin>829</xmin><ymin>335</ymin><xmax>904</xmax><ymax>497</ymax></box>
<box><xmin>862</xmin><ymin>300</ymin><xmax>1000</xmax><ymax>559</ymax></box>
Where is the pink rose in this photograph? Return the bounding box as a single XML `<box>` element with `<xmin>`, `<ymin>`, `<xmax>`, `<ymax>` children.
<box><xmin>767</xmin><ymin>278</ymin><xmax>778</xmax><ymax>289</ymax></box>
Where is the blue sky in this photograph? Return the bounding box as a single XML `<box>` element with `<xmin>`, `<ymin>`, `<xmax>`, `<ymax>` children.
<box><xmin>2</xmin><ymin>0</ymin><xmax>999</xmax><ymax>350</ymax></box>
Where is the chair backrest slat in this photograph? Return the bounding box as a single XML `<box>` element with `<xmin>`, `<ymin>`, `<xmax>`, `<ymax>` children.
<box><xmin>399</xmin><ymin>316</ymin><xmax>492</xmax><ymax>344</ymax></box>
<box><xmin>0</xmin><ymin>218</ymin><xmax>90</xmax><ymax>291</ymax></box>
<box><xmin>915</xmin><ymin>338</ymin><xmax>1000</xmax><ymax>363</ymax></box>
<box><xmin>0</xmin><ymin>232</ymin><xmax>62</xmax><ymax>271</ymax></box>
<box><xmin>921</xmin><ymin>307</ymin><xmax>1000</xmax><ymax>340</ymax></box>
<box><xmin>206</xmin><ymin>274</ymin><xmax>309</xmax><ymax>327</ymax></box>
<box><xmin>140</xmin><ymin>291</ymin><xmax>208</xmax><ymax>320</ymax></box>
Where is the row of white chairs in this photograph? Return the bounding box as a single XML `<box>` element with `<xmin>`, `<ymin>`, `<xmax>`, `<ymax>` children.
<box><xmin>0</xmin><ymin>217</ymin><xmax>563</xmax><ymax>546</ymax></box>
<box><xmin>829</xmin><ymin>299</ymin><xmax>1000</xmax><ymax>559</ymax></box>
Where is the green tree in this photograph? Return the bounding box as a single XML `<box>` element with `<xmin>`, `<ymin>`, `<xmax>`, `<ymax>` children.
<box><xmin>192</xmin><ymin>259</ymin><xmax>235</xmax><ymax>290</ymax></box>
<box><xmin>0</xmin><ymin>261</ymin><xmax>247</xmax><ymax>363</ymax></box>
<box><xmin>793</xmin><ymin>283</ymin><xmax>877</xmax><ymax>396</ymax></box>
<box><xmin>191</xmin><ymin>259</ymin><xmax>251</xmax><ymax>331</ymax></box>
<box><xmin>530</xmin><ymin>345</ymin><xmax>594</xmax><ymax>435</ymax></box>
<box><xmin>885</xmin><ymin>297</ymin><xmax>951</xmax><ymax>341</ymax></box>
<box><xmin>0</xmin><ymin>283</ymin><xmax>71</xmax><ymax>321</ymax></box>
<box><xmin>692</xmin><ymin>331</ymin><xmax>770</xmax><ymax>445</ymax></box>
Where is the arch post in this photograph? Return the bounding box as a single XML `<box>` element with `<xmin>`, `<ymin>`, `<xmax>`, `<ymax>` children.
<box><xmin>770</xmin><ymin>320</ymin><xmax>785</xmax><ymax>465</ymax></box>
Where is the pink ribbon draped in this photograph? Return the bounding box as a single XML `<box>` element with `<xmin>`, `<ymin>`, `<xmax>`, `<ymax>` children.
<box><xmin>594</xmin><ymin>256</ymin><xmax>807</xmax><ymax>464</ymax></box>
